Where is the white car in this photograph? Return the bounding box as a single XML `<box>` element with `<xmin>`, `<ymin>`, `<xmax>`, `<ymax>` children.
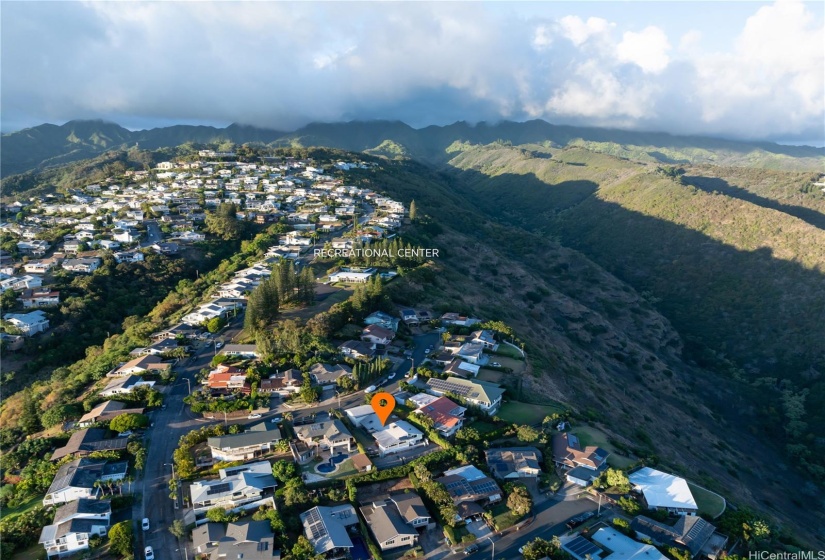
<box><xmin>215</xmin><ymin>341</ymin><xmax>224</xmax><ymax>349</ymax></box>
<box><xmin>141</xmin><ymin>518</ymin><xmax>150</xmax><ymax>531</ymax></box>
<box><xmin>518</xmin><ymin>547</ymin><xmax>525</xmax><ymax>555</ymax></box>
<box><xmin>117</xmin><ymin>431</ymin><xmax>133</xmax><ymax>438</ymax></box>
<box><xmin>491</xmin><ymin>362</ymin><xmax>502</xmax><ymax>367</ymax></box>
<box><xmin>388</xmin><ymin>373</ymin><xmax>396</xmax><ymax>379</ymax></box>
<box><xmin>145</xmin><ymin>546</ymin><xmax>154</xmax><ymax>560</ymax></box>
<box><xmin>248</xmin><ymin>413</ymin><xmax>262</xmax><ymax>419</ymax></box>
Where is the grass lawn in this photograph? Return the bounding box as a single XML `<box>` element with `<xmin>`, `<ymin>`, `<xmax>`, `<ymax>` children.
<box><xmin>477</xmin><ymin>370</ymin><xmax>504</xmax><ymax>383</ymax></box>
<box><xmin>688</xmin><ymin>482</ymin><xmax>726</xmax><ymax>518</ymax></box>
<box><xmin>1</xmin><ymin>494</ymin><xmax>41</xmax><ymax>521</ymax></box>
<box><xmin>570</xmin><ymin>426</ymin><xmax>635</xmax><ymax>468</ymax></box>
<box><xmin>492</xmin><ymin>345</ymin><xmax>523</xmax><ymax>360</ymax></box>
<box><xmin>11</xmin><ymin>541</ymin><xmax>46</xmax><ymax>560</ymax></box>
<box><xmin>497</xmin><ymin>401</ymin><xmax>567</xmax><ymax>425</ymax></box>
<box><xmin>489</xmin><ymin>503</ymin><xmax>520</xmax><ymax>531</ymax></box>
<box><xmin>468</xmin><ymin>420</ymin><xmax>499</xmax><ymax>435</ymax></box>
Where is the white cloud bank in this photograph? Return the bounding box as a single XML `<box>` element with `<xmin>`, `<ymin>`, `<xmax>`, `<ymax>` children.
<box><xmin>0</xmin><ymin>1</ymin><xmax>822</xmax><ymax>143</ymax></box>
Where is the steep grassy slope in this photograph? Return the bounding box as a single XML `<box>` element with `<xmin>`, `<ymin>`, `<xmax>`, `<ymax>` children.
<box><xmin>348</xmin><ymin>157</ymin><xmax>823</xmax><ymax>546</ymax></box>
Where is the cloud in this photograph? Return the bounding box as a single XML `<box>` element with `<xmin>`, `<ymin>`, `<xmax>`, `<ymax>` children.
<box><xmin>616</xmin><ymin>26</ymin><xmax>671</xmax><ymax>73</ymax></box>
<box><xmin>0</xmin><ymin>1</ymin><xmax>822</xmax><ymax>143</ymax></box>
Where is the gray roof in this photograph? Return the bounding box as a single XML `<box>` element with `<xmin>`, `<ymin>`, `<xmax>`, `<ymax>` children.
<box><xmin>294</xmin><ymin>419</ymin><xmax>352</xmax><ymax>444</ymax></box>
<box><xmin>212</xmin><ymin>521</ymin><xmax>279</xmax><ymax>560</ymax></box>
<box><xmin>485</xmin><ymin>447</ymin><xmax>543</xmax><ymax>478</ymax></box>
<box><xmin>391</xmin><ymin>492</ymin><xmax>430</xmax><ymax>524</ymax></box>
<box><xmin>630</xmin><ymin>515</ymin><xmax>718</xmax><ymax>557</ymax></box>
<box><xmin>51</xmin><ymin>428</ymin><xmax>129</xmax><ymax>461</ymax></box>
<box><xmin>53</xmin><ymin>498</ymin><xmax>111</xmax><ymax>522</ymax></box>
<box><xmin>193</xmin><ymin>523</ymin><xmax>226</xmax><ymax>552</ymax></box>
<box><xmin>300</xmin><ymin>505</ymin><xmax>358</xmax><ymax>553</ymax></box>
<box><xmin>360</xmin><ymin>501</ymin><xmax>417</xmax><ymax>545</ymax></box>
<box><xmin>208</xmin><ymin>422</ymin><xmax>282</xmax><ymax>450</ymax></box>
<box><xmin>46</xmin><ymin>458</ymin><xmax>108</xmax><ymax>495</ymax></box>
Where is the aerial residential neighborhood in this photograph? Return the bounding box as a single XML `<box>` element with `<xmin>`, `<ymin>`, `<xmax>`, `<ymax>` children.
<box><xmin>0</xmin><ymin>150</ymin><xmax>756</xmax><ymax>560</ymax></box>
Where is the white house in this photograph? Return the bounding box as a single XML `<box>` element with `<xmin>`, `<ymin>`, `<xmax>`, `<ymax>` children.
<box><xmin>43</xmin><ymin>459</ymin><xmax>128</xmax><ymax>506</ymax></box>
<box><xmin>189</xmin><ymin>462</ymin><xmax>277</xmax><ymax>514</ymax></box>
<box><xmin>62</xmin><ymin>258</ymin><xmax>101</xmax><ymax>274</ymax></box>
<box><xmin>39</xmin><ymin>499</ymin><xmax>111</xmax><ymax>558</ymax></box>
<box><xmin>628</xmin><ymin>468</ymin><xmax>699</xmax><ymax>516</ymax></box>
<box><xmin>207</xmin><ymin>423</ymin><xmax>283</xmax><ymax>462</ymax></box>
<box><xmin>426</xmin><ymin>377</ymin><xmax>504</xmax><ymax>415</ymax></box>
<box><xmin>4</xmin><ymin>310</ymin><xmax>50</xmax><ymax>336</ymax></box>
<box><xmin>361</xmin><ymin>324</ymin><xmax>395</xmax><ymax>345</ymax></box>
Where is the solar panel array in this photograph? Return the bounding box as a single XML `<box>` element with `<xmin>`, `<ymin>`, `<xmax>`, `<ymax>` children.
<box><xmin>304</xmin><ymin>508</ymin><xmax>328</xmax><ymax>540</ymax></box>
<box><xmin>564</xmin><ymin>536</ymin><xmax>601</xmax><ymax>559</ymax></box>
<box><xmin>427</xmin><ymin>378</ymin><xmax>477</xmax><ymax>398</ymax></box>
<box><xmin>470</xmin><ymin>479</ymin><xmax>500</xmax><ymax>495</ymax></box>
<box><xmin>207</xmin><ymin>482</ymin><xmax>231</xmax><ymax>496</ymax></box>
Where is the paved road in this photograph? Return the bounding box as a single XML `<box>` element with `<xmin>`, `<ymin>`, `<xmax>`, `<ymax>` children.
<box><xmin>140</xmin><ymin>220</ymin><xmax>163</xmax><ymax>248</ymax></box>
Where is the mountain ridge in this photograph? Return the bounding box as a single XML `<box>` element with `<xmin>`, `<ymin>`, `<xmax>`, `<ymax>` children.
<box><xmin>3</xmin><ymin>118</ymin><xmax>823</xmax><ymax>177</ymax></box>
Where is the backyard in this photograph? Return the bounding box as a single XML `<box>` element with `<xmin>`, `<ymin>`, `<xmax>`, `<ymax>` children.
<box><xmin>497</xmin><ymin>401</ymin><xmax>567</xmax><ymax>425</ymax></box>
<box><xmin>688</xmin><ymin>482</ymin><xmax>726</xmax><ymax>518</ymax></box>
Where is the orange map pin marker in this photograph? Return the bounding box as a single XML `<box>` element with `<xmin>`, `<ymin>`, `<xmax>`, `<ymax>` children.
<box><xmin>370</xmin><ymin>392</ymin><xmax>396</xmax><ymax>426</ymax></box>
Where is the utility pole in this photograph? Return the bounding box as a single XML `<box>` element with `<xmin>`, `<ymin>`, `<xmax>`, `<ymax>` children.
<box><xmin>184</xmin><ymin>378</ymin><xmax>191</xmax><ymax>396</ymax></box>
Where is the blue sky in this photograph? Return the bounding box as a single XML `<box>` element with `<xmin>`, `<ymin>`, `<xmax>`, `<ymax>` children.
<box><xmin>1</xmin><ymin>1</ymin><xmax>823</xmax><ymax>144</ymax></box>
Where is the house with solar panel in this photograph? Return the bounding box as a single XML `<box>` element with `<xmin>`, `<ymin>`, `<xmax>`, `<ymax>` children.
<box><xmin>292</xmin><ymin>419</ymin><xmax>355</xmax><ymax>465</ymax></box>
<box><xmin>38</xmin><ymin>499</ymin><xmax>111</xmax><ymax>558</ymax></box>
<box><xmin>207</xmin><ymin>422</ymin><xmax>283</xmax><ymax>462</ymax></box>
<box><xmin>630</xmin><ymin>515</ymin><xmax>729</xmax><ymax>559</ymax></box>
<box><xmin>425</xmin><ymin>377</ymin><xmax>504</xmax><ymax>415</ymax></box>
<box><xmin>551</xmin><ymin>432</ymin><xmax>609</xmax><ymax>487</ymax></box>
<box><xmin>300</xmin><ymin>505</ymin><xmax>359</xmax><ymax>558</ymax></box>
<box><xmin>189</xmin><ymin>461</ymin><xmax>277</xmax><ymax>515</ymax></box>
<box><xmin>485</xmin><ymin>447</ymin><xmax>543</xmax><ymax>479</ymax></box>
<box><xmin>435</xmin><ymin>465</ymin><xmax>503</xmax><ymax>521</ymax></box>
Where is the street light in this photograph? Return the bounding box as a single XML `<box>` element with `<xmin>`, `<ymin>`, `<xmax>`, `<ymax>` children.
<box><xmin>487</xmin><ymin>535</ymin><xmax>495</xmax><ymax>560</ymax></box>
<box><xmin>184</xmin><ymin>377</ymin><xmax>191</xmax><ymax>395</ymax></box>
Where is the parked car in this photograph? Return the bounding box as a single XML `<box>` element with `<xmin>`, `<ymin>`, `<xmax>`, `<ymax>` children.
<box><xmin>364</xmin><ymin>385</ymin><xmax>377</xmax><ymax>393</ymax></box>
<box><xmin>463</xmin><ymin>544</ymin><xmax>479</xmax><ymax>555</ymax></box>
<box><xmin>145</xmin><ymin>547</ymin><xmax>154</xmax><ymax>560</ymax></box>
<box><xmin>117</xmin><ymin>431</ymin><xmax>133</xmax><ymax>438</ymax></box>
<box><xmin>519</xmin><ymin>547</ymin><xmax>525</xmax><ymax>555</ymax></box>
<box><xmin>388</xmin><ymin>373</ymin><xmax>396</xmax><ymax>379</ymax></box>
<box><xmin>270</xmin><ymin>416</ymin><xmax>283</xmax><ymax>424</ymax></box>
<box><xmin>215</xmin><ymin>341</ymin><xmax>224</xmax><ymax>349</ymax></box>
<box><xmin>248</xmin><ymin>413</ymin><xmax>262</xmax><ymax>419</ymax></box>
<box><xmin>491</xmin><ymin>362</ymin><xmax>502</xmax><ymax>367</ymax></box>
<box><xmin>142</xmin><ymin>518</ymin><xmax>150</xmax><ymax>531</ymax></box>
<box><xmin>566</xmin><ymin>511</ymin><xmax>596</xmax><ymax>529</ymax></box>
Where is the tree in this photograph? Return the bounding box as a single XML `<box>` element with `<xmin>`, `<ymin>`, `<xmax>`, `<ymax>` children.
<box><xmin>409</xmin><ymin>200</ymin><xmax>417</xmax><ymax>221</ymax></box>
<box><xmin>516</xmin><ymin>424</ymin><xmax>539</xmax><ymax>442</ymax></box>
<box><xmin>506</xmin><ymin>484</ymin><xmax>533</xmax><ymax>517</ymax></box>
<box><xmin>520</xmin><ymin>537</ymin><xmax>564</xmax><ymax>560</ymax></box>
<box><xmin>206</xmin><ymin>507</ymin><xmax>238</xmax><ymax>523</ymax></box>
<box><xmin>206</xmin><ymin>316</ymin><xmax>227</xmax><ymax>333</ymax></box>
<box><xmin>271</xmin><ymin>460</ymin><xmax>299</xmax><ymax>483</ymax></box>
<box><xmin>110</xmin><ymin>413</ymin><xmax>149</xmax><ymax>433</ymax></box>
<box><xmin>169</xmin><ymin>519</ymin><xmax>187</xmax><ymax>539</ymax></box>
<box><xmin>617</xmin><ymin>496</ymin><xmax>641</xmax><ymax>515</ymax></box>
<box><xmin>290</xmin><ymin>536</ymin><xmax>320</xmax><ymax>560</ymax></box>
<box><xmin>41</xmin><ymin>404</ymin><xmax>81</xmax><ymax>428</ymax></box>
<box><xmin>299</xmin><ymin>373</ymin><xmax>321</xmax><ymax>404</ymax></box>
<box><xmin>600</xmin><ymin>468</ymin><xmax>630</xmax><ymax>492</ymax></box>
<box><xmin>205</xmin><ymin>202</ymin><xmax>242</xmax><ymax>240</ymax></box>
<box><xmin>245</xmin><ymin>277</ymin><xmax>280</xmax><ymax>332</ymax></box>
<box><xmin>108</xmin><ymin>521</ymin><xmax>134</xmax><ymax>558</ymax></box>
<box><xmin>19</xmin><ymin>388</ymin><xmax>41</xmax><ymax>435</ymax></box>
<box><xmin>0</xmin><ymin>289</ymin><xmax>17</xmax><ymax>311</ymax></box>
<box><xmin>283</xmin><ymin>478</ymin><xmax>311</xmax><ymax>507</ymax></box>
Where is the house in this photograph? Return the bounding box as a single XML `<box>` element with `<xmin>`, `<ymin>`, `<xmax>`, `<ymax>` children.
<box><xmin>207</xmin><ymin>422</ymin><xmax>283</xmax><ymax>462</ymax></box>
<box><xmin>309</xmin><ymin>363</ymin><xmax>353</xmax><ymax>386</ymax></box>
<box><xmin>359</xmin><ymin>499</ymin><xmax>419</xmax><ymax>551</ymax></box>
<box><xmin>440</xmin><ymin>313</ymin><xmax>481</xmax><ymax>327</ymax></box>
<box><xmin>551</xmin><ymin>432</ymin><xmax>609</xmax><ymax>487</ymax></box>
<box><xmin>189</xmin><ymin>462</ymin><xmax>277</xmax><ymax>514</ymax></box>
<box><xmin>0</xmin><ymin>274</ymin><xmax>43</xmax><ymax>291</ymax></box>
<box><xmin>470</xmin><ymin>330</ymin><xmax>497</xmax><ymax>349</ymax></box>
<box><xmin>50</xmin><ymin>428</ymin><xmax>129</xmax><ymax>461</ymax></box>
<box><xmin>371</xmin><ymin>421</ymin><xmax>425</xmax><ymax>457</ymax></box>
<box><xmin>350</xmin><ymin>453</ymin><xmax>374</xmax><ymax>473</ymax></box>
<box><xmin>443</xmin><ymin>358</ymin><xmax>480</xmax><ymax>379</ymax></box>
<box><xmin>194</xmin><ymin>521</ymin><xmax>280</xmax><ymax>560</ymax></box>
<box><xmin>62</xmin><ymin>258</ymin><xmax>101</xmax><ymax>274</ymax></box>
<box><xmin>436</xmin><ymin>465</ymin><xmax>502</xmax><ymax>520</ymax></box>
<box><xmin>412</xmin><ymin>396</ymin><xmax>466</xmax><ymax>437</ymax></box>
<box><xmin>399</xmin><ymin>308</ymin><xmax>419</xmax><ymax>325</ymax></box>
<box><xmin>112</xmin><ymin>228</ymin><xmax>139</xmax><ymax>244</ymax></box>
<box><xmin>259</xmin><ymin>369</ymin><xmax>303</xmax><ymax>395</ymax></box>
<box><xmin>628</xmin><ymin>468</ymin><xmax>699</xmax><ymax>516</ymax></box>
<box><xmin>109</xmin><ymin>354</ymin><xmax>172</xmax><ymax>377</ymax></box>
<box><xmin>220</xmin><ymin>344</ymin><xmax>260</xmax><ymax>358</ymax></box>
<box><xmin>129</xmin><ymin>338</ymin><xmax>180</xmax><ymax>356</ymax></box>
<box><xmin>425</xmin><ymin>377</ymin><xmax>504</xmax><ymax>415</ymax></box>
<box><xmin>43</xmin><ymin>459</ymin><xmax>128</xmax><ymax>505</ymax></box>
<box><xmin>204</xmin><ymin>364</ymin><xmax>252</xmax><ymax>395</ymax></box>
<box><xmin>338</xmin><ymin>340</ymin><xmax>375</xmax><ymax>360</ymax></box>
<box><xmin>1</xmin><ymin>333</ymin><xmax>25</xmax><ymax>351</ymax></box>
<box><xmin>151</xmin><ymin>242</ymin><xmax>180</xmax><ymax>254</ymax></box>
<box><xmin>361</xmin><ymin>324</ymin><xmax>395</xmax><ymax>345</ymax></box>
<box><xmin>391</xmin><ymin>493</ymin><xmax>431</xmax><ymax>528</ymax></box>
<box><xmin>630</xmin><ymin>516</ymin><xmax>728</xmax><ymax>559</ymax></box>
<box><xmin>150</xmin><ymin>323</ymin><xmax>197</xmax><ymax>342</ymax></box>
<box><xmin>364</xmin><ymin>311</ymin><xmax>400</xmax><ymax>332</ymax></box>
<box><xmin>300</xmin><ymin>505</ymin><xmax>359</xmax><ymax>557</ymax></box>
<box><xmin>19</xmin><ymin>289</ymin><xmax>60</xmax><ymax>308</ymax></box>
<box><xmin>591</xmin><ymin>527</ymin><xmax>668</xmax><ymax>560</ymax></box>
<box><xmin>344</xmin><ymin>405</ymin><xmax>377</xmax><ymax>428</ymax></box>
<box><xmin>99</xmin><ymin>375</ymin><xmax>155</xmax><ymax>397</ymax></box>
<box><xmin>38</xmin><ymin>499</ymin><xmax>111</xmax><ymax>558</ymax></box>
<box><xmin>455</xmin><ymin>342</ymin><xmax>488</xmax><ymax>365</ymax></box>
<box><xmin>23</xmin><ymin>260</ymin><xmax>57</xmax><ymax>274</ymax></box>
<box><xmin>292</xmin><ymin>419</ymin><xmax>354</xmax><ymax>464</ymax></box>
<box><xmin>77</xmin><ymin>401</ymin><xmax>144</xmax><ymax>427</ymax></box>
<box><xmin>4</xmin><ymin>310</ymin><xmax>50</xmax><ymax>336</ymax></box>
<box><xmin>327</xmin><ymin>271</ymin><xmax>374</xmax><ymax>283</ymax></box>
<box><xmin>485</xmin><ymin>448</ymin><xmax>543</xmax><ymax>479</ymax></box>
